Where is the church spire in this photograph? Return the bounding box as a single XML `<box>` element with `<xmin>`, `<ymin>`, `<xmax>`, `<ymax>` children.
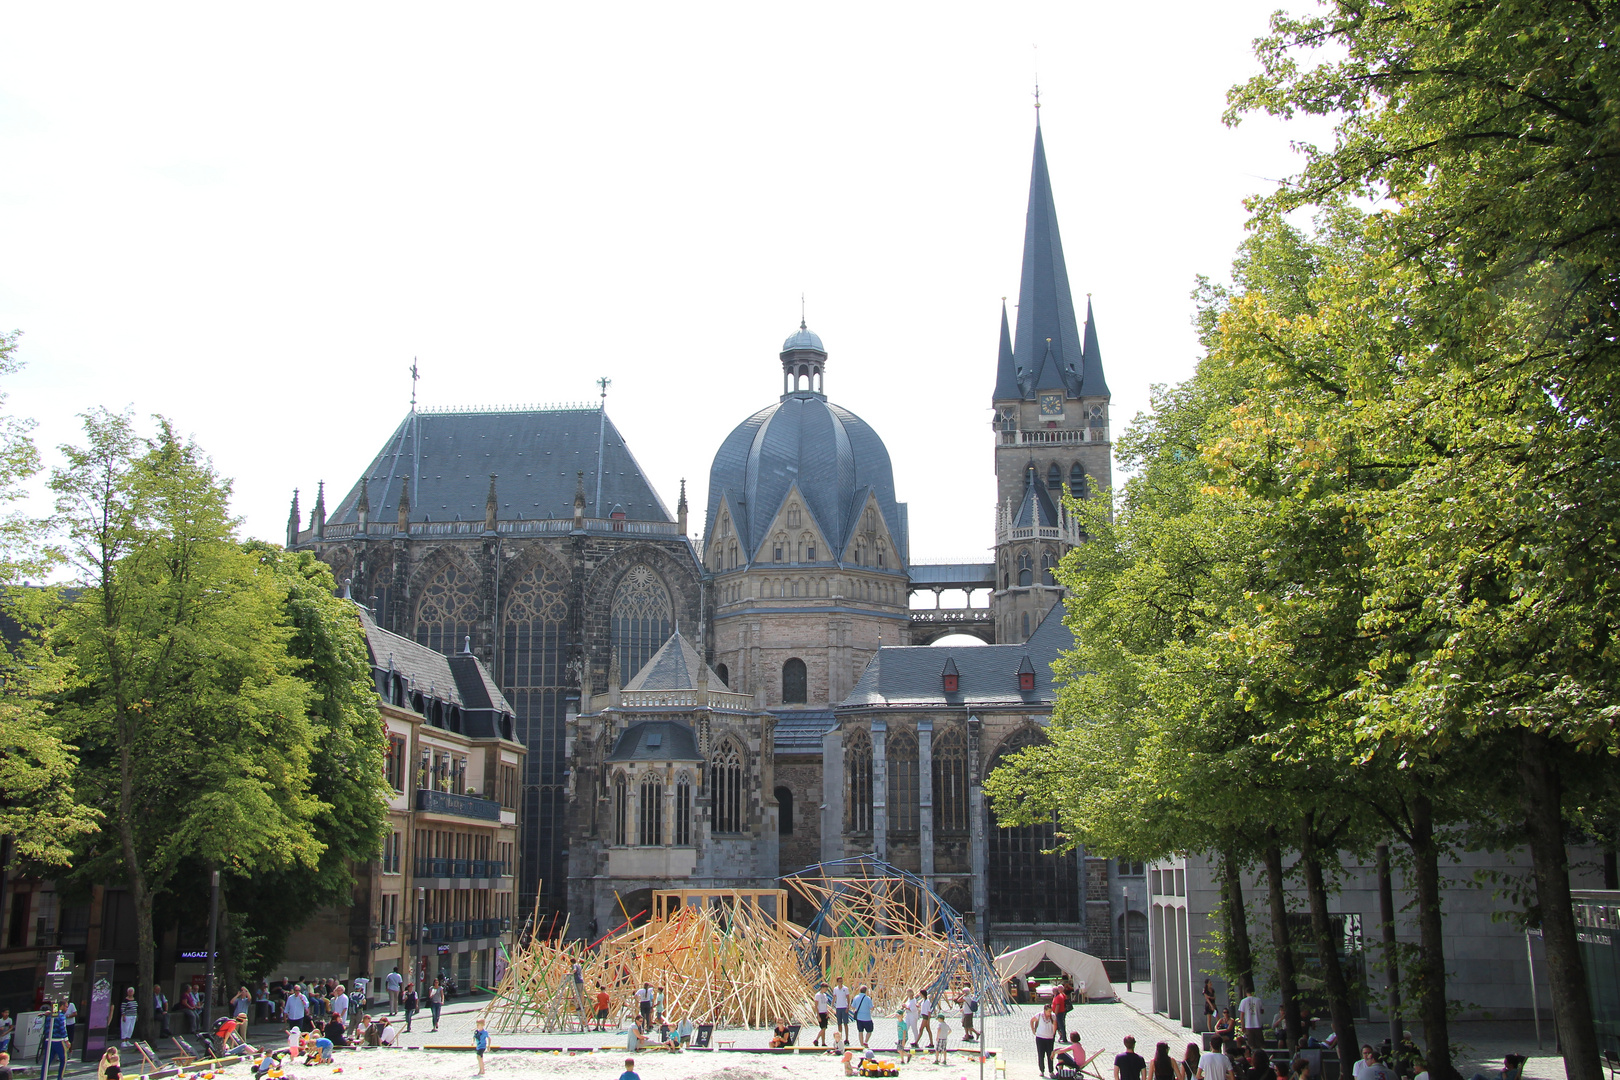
<box><xmin>993</xmin><ymin>298</ymin><xmax>1019</xmax><ymax>400</ymax></box>
<box><xmin>1080</xmin><ymin>294</ymin><xmax>1109</xmax><ymax>398</ymax></box>
<box><xmin>1011</xmin><ymin>120</ymin><xmax>1084</xmax><ymax>399</ymax></box>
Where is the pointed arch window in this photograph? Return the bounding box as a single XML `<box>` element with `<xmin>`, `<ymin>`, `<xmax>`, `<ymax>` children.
<box><xmin>414</xmin><ymin>559</ymin><xmax>482</xmax><ymax>657</ymax></box>
<box><xmin>638</xmin><ymin>774</ymin><xmax>664</xmax><ymax>846</ymax></box>
<box><xmin>716</xmin><ymin>663</ymin><xmax>730</xmax><ymax>688</ymax></box>
<box><xmin>1018</xmin><ymin>552</ymin><xmax>1034</xmax><ymax>587</ymax></box>
<box><xmin>932</xmin><ymin>726</ymin><xmax>969</xmax><ymax>833</ymax></box>
<box><xmin>782</xmin><ymin>657</ymin><xmax>808</xmax><ymax>704</ymax></box>
<box><xmin>846</xmin><ymin>729</ymin><xmax>873</xmax><ymax>833</ymax></box>
<box><xmin>612</xmin><ymin>565</ymin><xmax>672</xmax><ymax>684</ymax></box>
<box><xmin>988</xmin><ymin>729</ymin><xmax>1079</xmax><ymax>923</ymax></box>
<box><xmin>674</xmin><ymin>774</ymin><xmax>693</xmax><ymax>845</ymax></box>
<box><xmin>1047</xmin><ymin>464</ymin><xmax>1062</xmax><ymax>491</ymax></box>
<box><xmin>775</xmin><ymin>785</ymin><xmax>794</xmax><ymax>835</ymax></box>
<box><xmin>1070</xmin><ymin>464</ymin><xmax>1088</xmax><ymax>499</ymax></box>
<box><xmin>1043</xmin><ymin>551</ymin><xmax>1058</xmax><ymax>586</ymax></box>
<box><xmin>612</xmin><ymin>773</ymin><xmax>629</xmax><ymax>846</ymax></box>
<box><xmin>1022</xmin><ymin>611</ymin><xmax>1031</xmax><ymax>638</ymax></box>
<box><xmin>711</xmin><ymin>743</ymin><xmax>744</xmax><ymax>834</ymax></box>
<box><xmin>888</xmin><ymin>730</ymin><xmax>919</xmax><ymax>832</ymax></box>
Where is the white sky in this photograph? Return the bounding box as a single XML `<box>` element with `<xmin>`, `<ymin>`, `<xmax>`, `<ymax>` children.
<box><xmin>0</xmin><ymin>2</ymin><xmax>1332</xmax><ymax>569</ymax></box>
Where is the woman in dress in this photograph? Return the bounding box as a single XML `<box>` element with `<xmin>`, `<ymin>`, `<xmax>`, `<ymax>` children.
<box><xmin>1203</xmin><ymin>980</ymin><xmax>1217</xmax><ymax>1032</ymax></box>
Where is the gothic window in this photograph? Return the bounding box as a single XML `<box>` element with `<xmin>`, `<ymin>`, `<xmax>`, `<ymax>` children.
<box><xmin>1070</xmin><ymin>463</ymin><xmax>1088</xmax><ymax>498</ymax></box>
<box><xmin>500</xmin><ymin>563</ymin><xmax>569</xmax><ymax>916</ymax></box>
<box><xmin>1022</xmin><ymin>612</ymin><xmax>1031</xmax><ymax>638</ymax></box>
<box><xmin>414</xmin><ymin>559</ymin><xmax>482</xmax><ymax>657</ymax></box>
<box><xmin>1018</xmin><ymin>551</ymin><xmax>1033</xmax><ymax>587</ymax></box>
<box><xmin>775</xmin><ymin>785</ymin><xmax>793</xmax><ymax>835</ymax></box>
<box><xmin>773</xmin><ymin>541</ymin><xmax>784</xmax><ymax>562</ymax></box>
<box><xmin>1000</xmin><ymin>408</ymin><xmax>1016</xmax><ymax>433</ymax></box>
<box><xmin>877</xmin><ymin>542</ymin><xmax>887</xmax><ymax>568</ymax></box>
<box><xmin>638</xmin><ymin>775</ymin><xmax>664</xmax><ymax>846</ymax></box>
<box><xmin>846</xmin><ymin>729</ymin><xmax>873</xmax><ymax>833</ymax></box>
<box><xmin>888</xmin><ymin>730</ymin><xmax>919</xmax><ymax>832</ymax></box>
<box><xmin>1000</xmin><ymin>557</ymin><xmax>1009</xmax><ymax>591</ymax></box>
<box><xmin>788</xmin><ymin>507</ymin><xmax>801</xmax><ymax>528</ymax></box>
<box><xmin>932</xmin><ymin>726</ymin><xmax>969</xmax><ymax>832</ymax></box>
<box><xmin>612</xmin><ymin>565</ymin><xmax>673</xmax><ymax>685</ymax></box>
<box><xmin>987</xmin><ymin>730</ymin><xmax>1079</xmax><ymax>924</ymax></box>
<box><xmin>674</xmin><ymin>775</ymin><xmax>693</xmax><ymax>845</ymax></box>
<box><xmin>1043</xmin><ymin>551</ymin><xmax>1058</xmax><ymax>586</ymax></box>
<box><xmin>710</xmin><ymin>742</ymin><xmax>744</xmax><ymax>834</ymax></box>
<box><xmin>728</xmin><ymin>543</ymin><xmax>738</xmax><ymax>569</ymax></box>
<box><xmin>612</xmin><ymin>773</ymin><xmax>629</xmax><ymax>846</ymax></box>
<box><xmin>807</xmin><ymin>542</ymin><xmax>817</xmax><ymax>561</ymax></box>
<box><xmin>716</xmin><ymin>663</ymin><xmax>730</xmax><ymax>688</ymax></box>
<box><xmin>782</xmin><ymin>658</ymin><xmax>807</xmax><ymax>704</ymax></box>
<box><xmin>1047</xmin><ymin>464</ymin><xmax>1062</xmax><ymax>491</ymax></box>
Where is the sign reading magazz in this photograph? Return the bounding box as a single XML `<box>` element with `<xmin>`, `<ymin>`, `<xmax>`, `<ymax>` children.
<box><xmin>1573</xmin><ymin>890</ymin><xmax>1620</xmax><ymax>1059</ymax></box>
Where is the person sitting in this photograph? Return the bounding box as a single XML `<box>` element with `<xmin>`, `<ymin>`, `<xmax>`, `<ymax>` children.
<box><xmin>770</xmin><ymin>1019</ymin><xmax>793</xmax><ymax>1048</ymax></box>
<box><xmin>323</xmin><ymin>1015</ymin><xmax>347</xmax><ymax>1048</ymax></box>
<box><xmin>674</xmin><ymin>1015</ymin><xmax>694</xmax><ymax>1048</ymax></box>
<box><xmin>379</xmin><ymin>1020</ymin><xmax>399</xmax><ymax>1047</ymax></box>
<box><xmin>1214</xmin><ymin>1009</ymin><xmax>1236</xmax><ymax>1041</ymax></box>
<box><xmin>1467</xmin><ymin>1055</ymin><xmax>1526</xmax><ymax>1080</ymax></box>
<box><xmin>1057</xmin><ymin>1033</ymin><xmax>1087</xmax><ymax>1071</ymax></box>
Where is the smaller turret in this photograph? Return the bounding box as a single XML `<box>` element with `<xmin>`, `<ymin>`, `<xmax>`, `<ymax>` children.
<box><xmin>313</xmin><ymin>481</ymin><xmax>326</xmax><ymax>541</ymax></box>
<box><xmin>356</xmin><ymin>477</ymin><xmax>370</xmax><ymax>530</ymax></box>
<box><xmin>397</xmin><ymin>481</ymin><xmax>411</xmax><ymax>535</ymax></box>
<box><xmin>485</xmin><ymin>474</ymin><xmax>499</xmax><ymax>533</ymax></box>
<box><xmin>677</xmin><ymin>478</ymin><xmax>688</xmax><ymax>535</ymax></box>
<box><xmin>573</xmin><ymin>470</ymin><xmax>586</xmax><ymax>530</ymax></box>
<box><xmin>287</xmin><ymin>488</ymin><xmax>301</xmax><ymax>548</ymax></box>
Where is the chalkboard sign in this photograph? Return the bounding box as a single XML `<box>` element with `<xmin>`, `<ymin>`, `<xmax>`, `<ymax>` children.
<box><xmin>694</xmin><ymin>1024</ymin><xmax>714</xmax><ymax>1048</ymax></box>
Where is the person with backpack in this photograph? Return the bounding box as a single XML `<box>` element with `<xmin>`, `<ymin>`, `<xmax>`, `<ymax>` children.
<box><xmin>850</xmin><ymin>985</ymin><xmax>875</xmax><ymax>1048</ymax></box>
<box><xmin>401</xmin><ymin>983</ymin><xmax>418</xmax><ymax>1033</ymax></box>
<box><xmin>959</xmin><ymin>991</ymin><xmax>978</xmax><ymax>1043</ymax></box>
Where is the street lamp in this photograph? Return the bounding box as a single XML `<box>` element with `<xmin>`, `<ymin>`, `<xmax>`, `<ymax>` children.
<box><xmin>416</xmin><ymin>887</ymin><xmax>427</xmax><ymax>987</ymax></box>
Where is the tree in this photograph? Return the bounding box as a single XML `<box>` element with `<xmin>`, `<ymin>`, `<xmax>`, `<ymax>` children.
<box><xmin>1231</xmin><ymin>6</ymin><xmax>1620</xmax><ymax>1075</ymax></box>
<box><xmin>0</xmin><ymin>330</ymin><xmax>99</xmax><ymax>867</ymax></box>
<box><xmin>50</xmin><ymin>410</ymin><xmax>325</xmax><ymax>1037</ymax></box>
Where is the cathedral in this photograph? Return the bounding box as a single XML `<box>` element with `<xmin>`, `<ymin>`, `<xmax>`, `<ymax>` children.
<box><xmin>289</xmin><ymin>117</ymin><xmax>1146</xmax><ymax>960</ymax></box>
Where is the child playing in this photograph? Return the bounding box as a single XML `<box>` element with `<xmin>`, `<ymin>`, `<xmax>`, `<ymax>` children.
<box><xmin>621</xmin><ymin>1057</ymin><xmax>641</xmax><ymax>1080</ymax></box>
<box><xmin>895</xmin><ymin>1008</ymin><xmax>911</xmax><ymax>1063</ymax></box>
<box><xmin>843</xmin><ymin>1049</ymin><xmax>857</xmax><ymax>1076</ymax></box>
<box><xmin>473</xmin><ymin>1018</ymin><xmax>489</xmax><ymax>1075</ymax></box>
<box><xmin>831</xmin><ymin>1029</ymin><xmax>847</xmax><ymax>1056</ymax></box>
<box><xmin>934</xmin><ymin>1015</ymin><xmax>952</xmax><ymax>1064</ymax></box>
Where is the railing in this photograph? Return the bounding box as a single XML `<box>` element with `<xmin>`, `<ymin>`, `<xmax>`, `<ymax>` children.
<box><xmin>301</xmin><ymin>515</ymin><xmax>683</xmax><ymax>545</ymax></box>
<box><xmin>414</xmin><ymin>858</ymin><xmax>507</xmax><ymax>880</ymax></box>
<box><xmin>618</xmin><ymin>688</ymin><xmax>756</xmax><ymax>711</ymax></box>
<box><xmin>909</xmin><ymin>609</ymin><xmax>993</xmax><ymax>624</ymax></box>
<box><xmin>407</xmin><ymin>918</ymin><xmax>513</xmax><ymax>944</ymax></box>
<box><xmin>999</xmin><ymin>427</ymin><xmax>1110</xmax><ymax>446</ymax></box>
<box><xmin>997</xmin><ymin>523</ymin><xmax>1085</xmax><ymax>545</ymax></box>
<box><xmin>414</xmin><ymin>789</ymin><xmax>502</xmax><ymax>821</ymax></box>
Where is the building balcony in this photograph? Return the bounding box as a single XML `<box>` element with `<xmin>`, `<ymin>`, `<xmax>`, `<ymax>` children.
<box><xmin>402</xmin><ymin>918</ymin><xmax>512</xmax><ymax>945</ymax></box>
<box><xmin>618</xmin><ymin>688</ymin><xmax>755</xmax><ymax>712</ymax></box>
<box><xmin>413</xmin><ymin>858</ymin><xmax>508</xmax><ymax>883</ymax></box>
<box><xmin>999</xmin><ymin>427</ymin><xmax>1109</xmax><ymax>446</ymax></box>
<box><xmin>414</xmin><ymin>789</ymin><xmax>502</xmax><ymax>821</ymax></box>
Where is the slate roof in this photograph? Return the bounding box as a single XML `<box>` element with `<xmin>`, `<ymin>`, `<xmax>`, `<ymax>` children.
<box><xmin>607</xmin><ymin>720</ymin><xmax>702</xmax><ymax>762</ymax></box>
<box><xmin>706</xmin><ymin>381</ymin><xmax>909</xmax><ymax>566</ymax></box>
<box><xmin>772</xmin><ymin>708</ymin><xmax>836</xmax><ymax>753</ymax></box>
<box><xmin>355</xmin><ymin>604</ymin><xmax>517</xmax><ymax>739</ymax></box>
<box><xmin>997</xmin><ymin>122</ymin><xmax>1108</xmax><ymax>403</ymax></box>
<box><xmin>839</xmin><ymin>605</ymin><xmax>1073</xmax><ymax>710</ymax></box>
<box><xmin>1013</xmin><ymin>469</ymin><xmax>1061</xmax><ymax>528</ymax></box>
<box><xmin>624</xmin><ymin>631</ymin><xmax>724</xmax><ymax>691</ymax></box>
<box><xmin>326</xmin><ymin>407</ymin><xmax>672</xmax><ymax>527</ymax></box>
<box><xmin>909</xmin><ymin>563</ymin><xmax>996</xmax><ymax>589</ymax></box>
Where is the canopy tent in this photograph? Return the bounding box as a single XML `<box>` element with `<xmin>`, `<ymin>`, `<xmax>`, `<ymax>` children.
<box><xmin>993</xmin><ymin>940</ymin><xmax>1117</xmax><ymax>1001</ymax></box>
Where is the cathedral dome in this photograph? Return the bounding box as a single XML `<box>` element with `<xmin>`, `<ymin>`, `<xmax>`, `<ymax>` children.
<box><xmin>706</xmin><ymin>390</ymin><xmax>907</xmax><ymax>569</ymax></box>
<box><xmin>781</xmin><ymin>325</ymin><xmax>825</xmax><ymax>354</ymax></box>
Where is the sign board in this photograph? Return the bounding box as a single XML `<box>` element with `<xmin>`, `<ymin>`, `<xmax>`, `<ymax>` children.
<box><xmin>178</xmin><ymin>950</ymin><xmax>218</xmax><ymax>961</ymax></box>
<box><xmin>437</xmin><ymin>945</ymin><xmax>450</xmax><ymax>955</ymax></box>
<box><xmin>694</xmin><ymin>1024</ymin><xmax>714</xmax><ymax>1048</ymax></box>
<box><xmin>43</xmin><ymin>950</ymin><xmax>72</xmax><ymax>1003</ymax></box>
<box><xmin>83</xmin><ymin>958</ymin><xmax>116</xmax><ymax>1062</ymax></box>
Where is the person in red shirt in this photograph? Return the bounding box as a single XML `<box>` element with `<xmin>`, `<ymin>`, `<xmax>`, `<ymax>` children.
<box><xmin>1052</xmin><ymin>986</ymin><xmax>1070</xmax><ymax>1041</ymax></box>
<box><xmin>594</xmin><ymin>986</ymin><xmax>612</xmax><ymax>1032</ymax></box>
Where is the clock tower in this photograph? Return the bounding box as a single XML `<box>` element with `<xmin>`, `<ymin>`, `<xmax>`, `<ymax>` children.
<box><xmin>991</xmin><ymin>117</ymin><xmax>1111</xmax><ymax>643</ymax></box>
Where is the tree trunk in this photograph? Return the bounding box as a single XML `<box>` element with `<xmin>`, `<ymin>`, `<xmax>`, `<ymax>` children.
<box><xmin>1518</xmin><ymin>729</ymin><xmax>1600</xmax><ymax>1080</ymax></box>
<box><xmin>1222</xmin><ymin>852</ymin><xmax>1255</xmax><ymax>998</ymax></box>
<box><xmin>117</xmin><ymin>712</ymin><xmax>155</xmax><ymax>1043</ymax></box>
<box><xmin>1263</xmin><ymin>833</ymin><xmax>1304</xmax><ymax>1049</ymax></box>
<box><xmin>1407</xmin><ymin>795</ymin><xmax>1458</xmax><ymax>1080</ymax></box>
<box><xmin>1298</xmin><ymin>819</ymin><xmax>1358</xmax><ymax>1073</ymax></box>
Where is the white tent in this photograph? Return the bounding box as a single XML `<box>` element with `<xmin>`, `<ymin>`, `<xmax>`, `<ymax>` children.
<box><xmin>994</xmin><ymin>940</ymin><xmax>1118</xmax><ymax>1001</ymax></box>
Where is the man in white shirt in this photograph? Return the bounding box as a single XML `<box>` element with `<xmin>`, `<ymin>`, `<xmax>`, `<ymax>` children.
<box><xmin>1198</xmin><ymin>1036</ymin><xmax>1232</xmax><ymax>1080</ymax></box>
<box><xmin>1352</xmin><ymin>1045</ymin><xmax>1398</xmax><ymax>1080</ymax></box>
<box><xmin>833</xmin><ymin>980</ymin><xmax>851</xmax><ymax>1042</ymax></box>
<box><xmin>1237</xmin><ymin>988</ymin><xmax>1264</xmax><ymax>1047</ymax></box>
<box><xmin>331</xmin><ymin>987</ymin><xmax>351</xmax><ymax>1029</ymax></box>
<box><xmin>384</xmin><ymin>969</ymin><xmax>403</xmax><ymax>1015</ymax></box>
<box><xmin>635</xmin><ymin>983</ymin><xmax>656</xmax><ymax>1028</ymax></box>
<box><xmin>351</xmin><ymin>977</ymin><xmax>369</xmax><ymax>1024</ymax></box>
<box><xmin>284</xmin><ymin>986</ymin><xmax>309</xmax><ymax>1032</ymax></box>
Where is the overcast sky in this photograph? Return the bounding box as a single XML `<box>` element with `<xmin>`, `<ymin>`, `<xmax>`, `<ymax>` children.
<box><xmin>0</xmin><ymin>2</ymin><xmax>1331</xmax><ymax>569</ymax></box>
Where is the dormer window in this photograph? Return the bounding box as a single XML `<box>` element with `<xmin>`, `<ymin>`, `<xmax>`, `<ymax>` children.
<box><xmin>1018</xmin><ymin>655</ymin><xmax>1037</xmax><ymax>692</ymax></box>
<box><xmin>942</xmin><ymin>657</ymin><xmax>960</xmax><ymax>694</ymax></box>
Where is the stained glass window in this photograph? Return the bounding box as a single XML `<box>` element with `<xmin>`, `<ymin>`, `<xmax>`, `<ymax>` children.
<box><xmin>414</xmin><ymin>559</ymin><xmax>482</xmax><ymax>657</ymax></box>
<box><xmin>847</xmin><ymin>730</ymin><xmax>873</xmax><ymax>833</ymax></box>
<box><xmin>711</xmin><ymin>742</ymin><xmax>744</xmax><ymax>834</ymax></box>
<box><xmin>638</xmin><ymin>776</ymin><xmax>664</xmax><ymax>846</ymax></box>
<box><xmin>612</xmin><ymin>564</ymin><xmax>672</xmax><ymax>684</ymax></box>
<box><xmin>674</xmin><ymin>775</ymin><xmax>693</xmax><ymax>845</ymax></box>
<box><xmin>888</xmin><ymin>730</ymin><xmax>919</xmax><ymax>832</ymax></box>
<box><xmin>987</xmin><ymin>731</ymin><xmax>1079</xmax><ymax>924</ymax></box>
<box><xmin>932</xmin><ymin>726</ymin><xmax>969</xmax><ymax>832</ymax></box>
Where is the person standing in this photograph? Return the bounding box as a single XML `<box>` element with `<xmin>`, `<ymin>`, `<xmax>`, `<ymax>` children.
<box><xmin>0</xmin><ymin>1008</ymin><xmax>12</xmax><ymax>1054</ymax></box>
<box><xmin>384</xmin><ymin>968</ymin><xmax>402</xmax><ymax>1016</ymax></box>
<box><xmin>1031</xmin><ymin>1003</ymin><xmax>1058</xmax><ymax>1078</ymax></box>
<box><xmin>594</xmin><ymin>985</ymin><xmax>611</xmax><ymax>1032</ymax></box>
<box><xmin>903</xmin><ymin>993</ymin><xmax>920</xmax><ymax>1050</ymax></box>
<box><xmin>917</xmin><ymin>990</ymin><xmax>935</xmax><ymax>1050</ymax></box>
<box><xmin>959</xmin><ymin>991</ymin><xmax>978</xmax><ymax>1044</ymax></box>
<box><xmin>833</xmin><ymin>979</ymin><xmax>851</xmax><ymax>1043</ymax></box>
<box><xmin>850</xmin><ymin>985</ymin><xmax>875</xmax><ymax>1048</ymax></box>
<box><xmin>473</xmin><ymin>1018</ymin><xmax>489</xmax><ymax>1076</ymax></box>
<box><xmin>428</xmin><ymin>978</ymin><xmax>443</xmax><ymax>1032</ymax></box>
<box><xmin>351</xmin><ymin>975</ymin><xmax>369</xmax><ymax>1024</ymax></box>
<box><xmin>330</xmin><ymin>986</ymin><xmax>350</xmax><ymax>1032</ymax></box>
<box><xmin>283</xmin><ymin>984</ymin><xmax>309</xmax><ymax>1033</ymax></box>
<box><xmin>571</xmin><ymin>962</ymin><xmax>586</xmax><ymax>1016</ymax></box>
<box><xmin>42</xmin><ymin>1005</ymin><xmax>69</xmax><ymax>1080</ymax></box>
<box><xmin>152</xmin><ymin>986</ymin><xmax>171</xmax><ymax>1039</ymax></box>
<box><xmin>1203</xmin><ymin>980</ymin><xmax>1217</xmax><ymax>1033</ymax></box>
<box><xmin>230</xmin><ymin>987</ymin><xmax>253</xmax><ymax>1029</ymax></box>
<box><xmin>1052</xmin><ymin>983</ymin><xmax>1070</xmax><ymax>1042</ymax></box>
<box><xmin>1198</xmin><ymin>1036</ymin><xmax>1232</xmax><ymax>1080</ymax></box>
<box><xmin>933</xmin><ymin>1015</ymin><xmax>951</xmax><ymax>1065</ymax></box>
<box><xmin>118</xmin><ymin>987</ymin><xmax>138</xmax><ymax>1047</ymax></box>
<box><xmin>1237</xmin><ymin>988</ymin><xmax>1264</xmax><ymax>1049</ymax></box>
<box><xmin>1117</xmin><ymin>1036</ymin><xmax>1150</xmax><ymax>1080</ymax></box>
<box><xmin>1180</xmin><ymin>1042</ymin><xmax>1203</xmax><ymax>1080</ymax></box>
<box><xmin>812</xmin><ymin>985</ymin><xmax>831</xmax><ymax>1047</ymax></box>
<box><xmin>1153</xmin><ymin>1042</ymin><xmax>1179</xmax><ymax>1080</ymax></box>
<box><xmin>62</xmin><ymin>999</ymin><xmax>76</xmax><ymax>1046</ymax></box>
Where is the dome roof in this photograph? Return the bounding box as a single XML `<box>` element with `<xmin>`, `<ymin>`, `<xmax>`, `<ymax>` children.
<box><xmin>781</xmin><ymin>324</ymin><xmax>825</xmax><ymax>354</ymax></box>
<box><xmin>706</xmin><ymin>393</ymin><xmax>908</xmax><ymax>567</ymax></box>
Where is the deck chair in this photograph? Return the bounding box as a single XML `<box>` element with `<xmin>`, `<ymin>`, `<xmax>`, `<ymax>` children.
<box><xmin>131</xmin><ymin>1040</ymin><xmax>162</xmax><ymax>1075</ymax></box>
<box><xmin>785</xmin><ymin>1024</ymin><xmax>802</xmax><ymax>1047</ymax></box>
<box><xmin>1078</xmin><ymin>1048</ymin><xmax>1109</xmax><ymax>1080</ymax></box>
<box><xmin>170</xmin><ymin>1036</ymin><xmax>203</xmax><ymax>1065</ymax></box>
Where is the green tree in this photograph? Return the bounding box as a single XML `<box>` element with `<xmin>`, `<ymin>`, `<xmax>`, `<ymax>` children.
<box><xmin>0</xmin><ymin>330</ymin><xmax>99</xmax><ymax>868</ymax></box>
<box><xmin>1232</xmin><ymin>6</ymin><xmax>1620</xmax><ymax>1075</ymax></box>
<box><xmin>50</xmin><ymin>410</ymin><xmax>325</xmax><ymax>1036</ymax></box>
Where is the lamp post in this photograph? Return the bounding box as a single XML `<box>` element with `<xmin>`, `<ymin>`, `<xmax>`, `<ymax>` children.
<box><xmin>1120</xmin><ymin>886</ymin><xmax>1133</xmax><ymax>993</ymax></box>
<box><xmin>416</xmin><ymin>887</ymin><xmax>427</xmax><ymax>987</ymax></box>
<box><xmin>204</xmin><ymin>869</ymin><xmax>220</xmax><ymax>1026</ymax></box>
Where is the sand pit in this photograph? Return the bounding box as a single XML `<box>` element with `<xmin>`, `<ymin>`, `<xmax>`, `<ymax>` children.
<box><xmin>206</xmin><ymin>1045</ymin><xmax>989</xmax><ymax>1080</ymax></box>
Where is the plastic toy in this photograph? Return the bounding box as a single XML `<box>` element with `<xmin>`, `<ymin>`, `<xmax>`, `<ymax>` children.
<box><xmin>859</xmin><ymin>1060</ymin><xmax>900</xmax><ymax>1077</ymax></box>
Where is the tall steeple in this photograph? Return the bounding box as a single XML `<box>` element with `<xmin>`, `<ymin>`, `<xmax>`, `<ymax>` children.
<box><xmin>1080</xmin><ymin>295</ymin><xmax>1109</xmax><ymax>399</ymax></box>
<box><xmin>1011</xmin><ymin>120</ymin><xmax>1084</xmax><ymax>399</ymax></box>
<box><xmin>993</xmin><ymin>298</ymin><xmax>1019</xmax><ymax>400</ymax></box>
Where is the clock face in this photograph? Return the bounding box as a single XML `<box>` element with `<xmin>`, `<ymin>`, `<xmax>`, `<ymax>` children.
<box><xmin>1039</xmin><ymin>393</ymin><xmax>1064</xmax><ymax>416</ymax></box>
